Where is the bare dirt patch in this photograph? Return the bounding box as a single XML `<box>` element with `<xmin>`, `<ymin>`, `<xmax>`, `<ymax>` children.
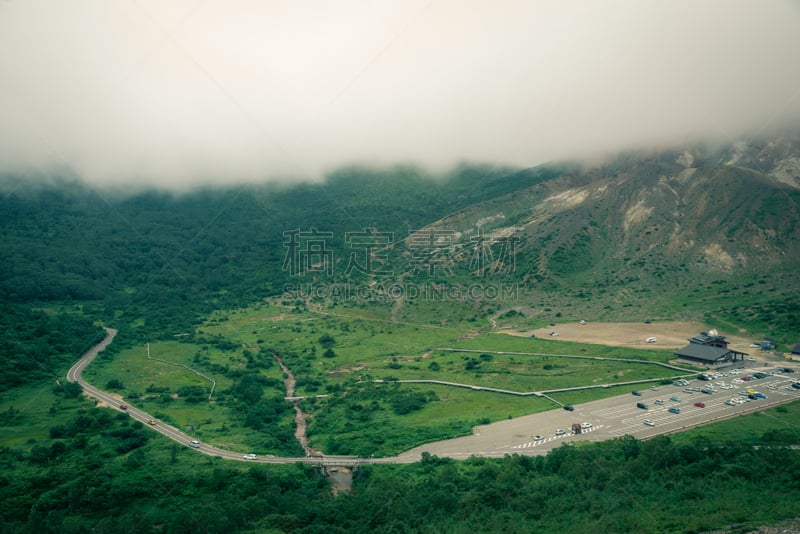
<box><xmin>501</xmin><ymin>321</ymin><xmax>754</xmax><ymax>352</ymax></box>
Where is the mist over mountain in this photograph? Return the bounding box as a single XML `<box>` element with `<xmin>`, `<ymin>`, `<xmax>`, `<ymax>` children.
<box><xmin>2</xmin><ymin>132</ymin><xmax>799</xmax><ymax>343</ymax></box>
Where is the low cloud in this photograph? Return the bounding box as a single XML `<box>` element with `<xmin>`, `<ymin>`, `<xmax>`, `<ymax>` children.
<box><xmin>1</xmin><ymin>0</ymin><xmax>799</xmax><ymax>189</ymax></box>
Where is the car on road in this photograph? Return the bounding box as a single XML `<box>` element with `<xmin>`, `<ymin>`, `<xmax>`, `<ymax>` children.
<box><xmin>243</xmin><ymin>454</ymin><xmax>258</xmax><ymax>460</ymax></box>
<box><xmin>554</xmin><ymin>428</ymin><xmax>566</xmax><ymax>436</ymax></box>
<box><xmin>119</xmin><ymin>404</ymin><xmax>127</xmax><ymax>410</ymax></box>
<box><xmin>693</xmin><ymin>402</ymin><xmax>706</xmax><ymax>408</ymax></box>
<box><xmin>668</xmin><ymin>407</ymin><xmax>681</xmax><ymax>414</ymax></box>
<box><xmin>643</xmin><ymin>419</ymin><xmax>655</xmax><ymax>427</ymax></box>
<box><xmin>148</xmin><ymin>419</ymin><xmax>157</xmax><ymax>425</ymax></box>
<box><xmin>533</xmin><ymin>435</ymin><xmax>544</xmax><ymax>441</ymax></box>
<box><xmin>188</xmin><ymin>440</ymin><xmax>200</xmax><ymax>448</ymax></box>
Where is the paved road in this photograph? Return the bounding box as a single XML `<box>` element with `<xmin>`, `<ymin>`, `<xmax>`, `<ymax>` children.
<box><xmin>68</xmin><ymin>329</ymin><xmax>800</xmax><ymax>466</ymax></box>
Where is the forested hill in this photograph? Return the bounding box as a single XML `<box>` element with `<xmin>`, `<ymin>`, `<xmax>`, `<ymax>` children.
<box><xmin>0</xmin><ymin>164</ymin><xmax>563</xmax><ymax>336</ymax></box>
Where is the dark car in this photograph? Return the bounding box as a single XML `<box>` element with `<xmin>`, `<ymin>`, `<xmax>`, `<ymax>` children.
<box><xmin>119</xmin><ymin>404</ymin><xmax>128</xmax><ymax>410</ymax></box>
<box><xmin>636</xmin><ymin>402</ymin><xmax>648</xmax><ymax>410</ymax></box>
<box><xmin>694</xmin><ymin>402</ymin><xmax>706</xmax><ymax>408</ymax></box>
<box><xmin>563</xmin><ymin>405</ymin><xmax>575</xmax><ymax>411</ymax></box>
<box><xmin>668</xmin><ymin>407</ymin><xmax>681</xmax><ymax>414</ymax></box>
<box><xmin>632</xmin><ymin>390</ymin><xmax>642</xmax><ymax>396</ymax></box>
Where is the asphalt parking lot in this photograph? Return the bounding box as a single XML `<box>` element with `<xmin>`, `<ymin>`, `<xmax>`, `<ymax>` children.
<box><xmin>396</xmin><ymin>366</ymin><xmax>800</xmax><ymax>462</ymax></box>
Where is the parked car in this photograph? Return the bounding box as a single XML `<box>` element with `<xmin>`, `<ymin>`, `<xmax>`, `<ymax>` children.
<box><xmin>725</xmin><ymin>399</ymin><xmax>736</xmax><ymax>406</ymax></box>
<box><xmin>643</xmin><ymin>419</ymin><xmax>655</xmax><ymax>427</ymax></box>
<box><xmin>555</xmin><ymin>428</ymin><xmax>566</xmax><ymax>436</ymax></box>
<box><xmin>632</xmin><ymin>390</ymin><xmax>642</xmax><ymax>396</ymax></box>
<box><xmin>580</xmin><ymin>422</ymin><xmax>592</xmax><ymax>430</ymax></box>
<box><xmin>668</xmin><ymin>407</ymin><xmax>681</xmax><ymax>414</ymax></box>
<box><xmin>563</xmin><ymin>405</ymin><xmax>575</xmax><ymax>411</ymax></box>
<box><xmin>670</xmin><ymin>396</ymin><xmax>681</xmax><ymax>402</ymax></box>
<box><xmin>533</xmin><ymin>435</ymin><xmax>544</xmax><ymax>441</ymax></box>
<box><xmin>636</xmin><ymin>402</ymin><xmax>648</xmax><ymax>410</ymax></box>
<box><xmin>654</xmin><ymin>399</ymin><xmax>664</xmax><ymax>405</ymax></box>
<box><xmin>694</xmin><ymin>402</ymin><xmax>706</xmax><ymax>408</ymax></box>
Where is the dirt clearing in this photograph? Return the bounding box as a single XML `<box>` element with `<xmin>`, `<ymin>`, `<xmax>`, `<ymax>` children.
<box><xmin>501</xmin><ymin>321</ymin><xmax>754</xmax><ymax>352</ymax></box>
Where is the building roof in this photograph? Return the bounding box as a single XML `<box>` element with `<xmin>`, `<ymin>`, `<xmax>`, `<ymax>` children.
<box><xmin>688</xmin><ymin>333</ymin><xmax>728</xmax><ymax>345</ymax></box>
<box><xmin>674</xmin><ymin>344</ymin><xmax>733</xmax><ymax>362</ymax></box>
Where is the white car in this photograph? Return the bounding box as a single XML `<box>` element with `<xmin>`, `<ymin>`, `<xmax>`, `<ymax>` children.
<box><xmin>188</xmin><ymin>440</ymin><xmax>201</xmax><ymax>448</ymax></box>
<box><xmin>580</xmin><ymin>422</ymin><xmax>592</xmax><ymax>430</ymax></box>
<box><xmin>643</xmin><ymin>419</ymin><xmax>655</xmax><ymax>427</ymax></box>
<box><xmin>555</xmin><ymin>428</ymin><xmax>566</xmax><ymax>436</ymax></box>
<box><xmin>242</xmin><ymin>453</ymin><xmax>258</xmax><ymax>460</ymax></box>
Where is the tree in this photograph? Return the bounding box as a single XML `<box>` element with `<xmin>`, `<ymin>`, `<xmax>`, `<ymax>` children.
<box><xmin>105</xmin><ymin>379</ymin><xmax>124</xmax><ymax>390</ymax></box>
<box><xmin>318</xmin><ymin>333</ymin><xmax>336</xmax><ymax>348</ymax></box>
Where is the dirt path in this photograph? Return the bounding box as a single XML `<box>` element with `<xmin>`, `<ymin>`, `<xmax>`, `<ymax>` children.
<box><xmin>272</xmin><ymin>353</ymin><xmax>320</xmax><ymax>457</ymax></box>
<box><xmin>500</xmin><ymin>321</ymin><xmax>755</xmax><ymax>352</ymax></box>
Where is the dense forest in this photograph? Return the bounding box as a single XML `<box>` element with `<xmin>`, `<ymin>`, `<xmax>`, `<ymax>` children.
<box><xmin>2</xmin><ymin>397</ymin><xmax>799</xmax><ymax>533</ymax></box>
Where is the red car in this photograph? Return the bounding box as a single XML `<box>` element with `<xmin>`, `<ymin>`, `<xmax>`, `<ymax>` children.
<box><xmin>694</xmin><ymin>402</ymin><xmax>706</xmax><ymax>408</ymax></box>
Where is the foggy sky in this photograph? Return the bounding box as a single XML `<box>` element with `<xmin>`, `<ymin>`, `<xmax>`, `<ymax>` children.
<box><xmin>1</xmin><ymin>0</ymin><xmax>799</xmax><ymax>188</ymax></box>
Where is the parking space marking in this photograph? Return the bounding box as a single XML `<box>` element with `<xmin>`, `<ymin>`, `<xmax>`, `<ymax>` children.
<box><xmin>511</xmin><ymin>426</ymin><xmax>602</xmax><ymax>449</ymax></box>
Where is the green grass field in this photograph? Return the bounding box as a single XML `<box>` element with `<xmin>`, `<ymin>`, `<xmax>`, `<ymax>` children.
<box><xmin>57</xmin><ymin>300</ymin><xmax>800</xmax><ymax>457</ymax></box>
